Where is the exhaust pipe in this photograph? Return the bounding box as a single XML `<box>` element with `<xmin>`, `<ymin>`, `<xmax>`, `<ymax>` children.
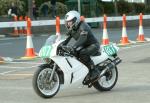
<box><xmin>99</xmin><ymin>57</ymin><xmax>122</xmax><ymax>77</ymax></box>
<box><xmin>113</xmin><ymin>57</ymin><xmax>122</xmax><ymax>65</ymax></box>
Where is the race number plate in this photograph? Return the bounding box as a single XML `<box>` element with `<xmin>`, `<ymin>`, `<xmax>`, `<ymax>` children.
<box><xmin>102</xmin><ymin>44</ymin><xmax>119</xmax><ymax>56</ymax></box>
<box><xmin>39</xmin><ymin>45</ymin><xmax>52</xmax><ymax>58</ymax></box>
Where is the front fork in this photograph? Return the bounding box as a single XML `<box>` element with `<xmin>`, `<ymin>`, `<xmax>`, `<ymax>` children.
<box><xmin>48</xmin><ymin>63</ymin><xmax>57</xmax><ymax>82</ymax></box>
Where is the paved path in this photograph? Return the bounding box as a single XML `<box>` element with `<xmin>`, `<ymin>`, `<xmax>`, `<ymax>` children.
<box><xmin>0</xmin><ymin>28</ymin><xmax>150</xmax><ymax>103</ymax></box>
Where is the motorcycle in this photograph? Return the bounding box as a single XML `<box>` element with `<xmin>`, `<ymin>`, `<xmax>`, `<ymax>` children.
<box><xmin>32</xmin><ymin>35</ymin><xmax>122</xmax><ymax>98</ymax></box>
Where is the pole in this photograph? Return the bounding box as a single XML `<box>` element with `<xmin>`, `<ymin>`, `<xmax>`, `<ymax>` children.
<box><xmin>28</xmin><ymin>0</ymin><xmax>33</xmax><ymax>18</ymax></box>
<box><xmin>114</xmin><ymin>0</ymin><xmax>118</xmax><ymax>16</ymax></box>
<box><xmin>78</xmin><ymin>0</ymin><xmax>81</xmax><ymax>14</ymax></box>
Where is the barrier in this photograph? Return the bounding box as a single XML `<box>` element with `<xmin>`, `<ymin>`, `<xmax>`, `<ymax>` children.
<box><xmin>1</xmin><ymin>14</ymin><xmax>150</xmax><ymax>28</ymax></box>
<box><xmin>102</xmin><ymin>14</ymin><xmax>109</xmax><ymax>45</ymax></box>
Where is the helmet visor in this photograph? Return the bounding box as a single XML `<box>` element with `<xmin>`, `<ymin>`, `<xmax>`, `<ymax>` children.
<box><xmin>65</xmin><ymin>17</ymin><xmax>77</xmax><ymax>29</ymax></box>
<box><xmin>66</xmin><ymin>21</ymin><xmax>73</xmax><ymax>29</ymax></box>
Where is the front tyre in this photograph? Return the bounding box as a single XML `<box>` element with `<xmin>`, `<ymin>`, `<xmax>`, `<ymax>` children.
<box><xmin>93</xmin><ymin>66</ymin><xmax>118</xmax><ymax>91</ymax></box>
<box><xmin>32</xmin><ymin>64</ymin><xmax>60</xmax><ymax>98</ymax></box>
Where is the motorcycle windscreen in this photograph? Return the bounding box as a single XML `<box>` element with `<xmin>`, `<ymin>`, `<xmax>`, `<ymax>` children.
<box><xmin>38</xmin><ymin>35</ymin><xmax>59</xmax><ymax>58</ymax></box>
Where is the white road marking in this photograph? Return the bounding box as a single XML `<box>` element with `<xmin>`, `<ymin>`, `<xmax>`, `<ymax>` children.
<box><xmin>119</xmin><ymin>42</ymin><xmax>150</xmax><ymax>51</ymax></box>
<box><xmin>0</xmin><ymin>65</ymin><xmax>38</xmax><ymax>75</ymax></box>
<box><xmin>0</xmin><ymin>87</ymin><xmax>32</xmax><ymax>90</ymax></box>
<box><xmin>0</xmin><ymin>70</ymin><xmax>17</xmax><ymax>75</ymax></box>
<box><xmin>0</xmin><ymin>42</ymin><xmax>12</xmax><ymax>46</ymax></box>
<box><xmin>5</xmin><ymin>73</ymin><xmax>33</xmax><ymax>76</ymax></box>
<box><xmin>0</xmin><ymin>37</ymin><xmax>26</xmax><ymax>41</ymax></box>
<box><xmin>8</xmin><ymin>61</ymin><xmax>43</xmax><ymax>64</ymax></box>
<box><xmin>0</xmin><ymin>65</ymin><xmax>37</xmax><ymax>69</ymax></box>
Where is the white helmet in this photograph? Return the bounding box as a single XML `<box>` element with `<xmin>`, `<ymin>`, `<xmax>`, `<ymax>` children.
<box><xmin>64</xmin><ymin>10</ymin><xmax>80</xmax><ymax>29</ymax></box>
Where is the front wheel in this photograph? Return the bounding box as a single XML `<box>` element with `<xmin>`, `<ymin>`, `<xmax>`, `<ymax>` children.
<box><xmin>32</xmin><ymin>64</ymin><xmax>60</xmax><ymax>98</ymax></box>
<box><xmin>93</xmin><ymin>66</ymin><xmax>118</xmax><ymax>91</ymax></box>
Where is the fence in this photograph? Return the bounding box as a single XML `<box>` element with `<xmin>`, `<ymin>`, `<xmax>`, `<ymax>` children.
<box><xmin>0</xmin><ymin>14</ymin><xmax>150</xmax><ymax>36</ymax></box>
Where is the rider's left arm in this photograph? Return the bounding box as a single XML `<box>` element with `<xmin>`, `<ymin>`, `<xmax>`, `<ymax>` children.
<box><xmin>73</xmin><ymin>30</ymin><xmax>88</xmax><ymax>49</ymax></box>
<box><xmin>63</xmin><ymin>35</ymin><xmax>72</xmax><ymax>45</ymax></box>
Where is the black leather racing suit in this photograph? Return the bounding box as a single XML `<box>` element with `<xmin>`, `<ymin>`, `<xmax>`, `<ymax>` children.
<box><xmin>64</xmin><ymin>21</ymin><xmax>100</xmax><ymax>69</ymax></box>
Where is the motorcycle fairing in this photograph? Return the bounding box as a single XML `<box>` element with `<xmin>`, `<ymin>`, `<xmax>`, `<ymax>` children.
<box><xmin>51</xmin><ymin>56</ymin><xmax>89</xmax><ymax>89</ymax></box>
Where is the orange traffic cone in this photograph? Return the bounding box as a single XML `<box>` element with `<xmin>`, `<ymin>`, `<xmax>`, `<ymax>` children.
<box><xmin>102</xmin><ymin>14</ymin><xmax>109</xmax><ymax>45</ymax></box>
<box><xmin>22</xmin><ymin>18</ymin><xmax>36</xmax><ymax>59</ymax></box>
<box><xmin>137</xmin><ymin>13</ymin><xmax>145</xmax><ymax>42</ymax></box>
<box><xmin>120</xmin><ymin>14</ymin><xmax>130</xmax><ymax>45</ymax></box>
<box><xmin>12</xmin><ymin>15</ymin><xmax>19</xmax><ymax>37</ymax></box>
<box><xmin>0</xmin><ymin>56</ymin><xmax>4</xmax><ymax>64</ymax></box>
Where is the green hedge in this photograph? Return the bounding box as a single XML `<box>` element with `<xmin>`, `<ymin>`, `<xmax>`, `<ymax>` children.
<box><xmin>97</xmin><ymin>1</ymin><xmax>149</xmax><ymax>16</ymax></box>
<box><xmin>145</xmin><ymin>5</ymin><xmax>150</xmax><ymax>14</ymax></box>
<box><xmin>132</xmin><ymin>3</ymin><xmax>146</xmax><ymax>14</ymax></box>
<box><xmin>0</xmin><ymin>0</ymin><xmax>25</xmax><ymax>16</ymax></box>
<box><xmin>39</xmin><ymin>2</ymin><xmax>67</xmax><ymax>17</ymax></box>
<box><xmin>102</xmin><ymin>2</ymin><xmax>115</xmax><ymax>15</ymax></box>
<box><xmin>117</xmin><ymin>1</ymin><xmax>133</xmax><ymax>15</ymax></box>
<box><xmin>0</xmin><ymin>0</ymin><xmax>150</xmax><ymax>17</ymax></box>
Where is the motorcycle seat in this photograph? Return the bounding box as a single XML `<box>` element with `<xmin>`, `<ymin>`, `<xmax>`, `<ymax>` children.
<box><xmin>91</xmin><ymin>51</ymin><xmax>101</xmax><ymax>56</ymax></box>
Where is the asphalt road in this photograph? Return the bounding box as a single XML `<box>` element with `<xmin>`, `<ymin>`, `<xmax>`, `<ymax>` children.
<box><xmin>0</xmin><ymin>42</ymin><xmax>150</xmax><ymax>103</ymax></box>
<box><xmin>0</xmin><ymin>28</ymin><xmax>150</xmax><ymax>103</ymax></box>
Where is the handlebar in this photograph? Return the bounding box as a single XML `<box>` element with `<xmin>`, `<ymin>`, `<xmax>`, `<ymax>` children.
<box><xmin>59</xmin><ymin>45</ymin><xmax>75</xmax><ymax>57</ymax></box>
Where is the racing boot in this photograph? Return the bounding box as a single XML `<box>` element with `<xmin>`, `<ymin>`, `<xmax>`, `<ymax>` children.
<box><xmin>90</xmin><ymin>66</ymin><xmax>100</xmax><ymax>80</ymax></box>
<box><xmin>83</xmin><ymin>60</ymin><xmax>100</xmax><ymax>86</ymax></box>
<box><xmin>88</xmin><ymin>60</ymin><xmax>100</xmax><ymax>80</ymax></box>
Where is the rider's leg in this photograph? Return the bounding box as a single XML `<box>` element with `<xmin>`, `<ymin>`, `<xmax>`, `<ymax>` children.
<box><xmin>79</xmin><ymin>45</ymin><xmax>100</xmax><ymax>80</ymax></box>
<box><xmin>87</xmin><ymin>57</ymin><xmax>100</xmax><ymax>80</ymax></box>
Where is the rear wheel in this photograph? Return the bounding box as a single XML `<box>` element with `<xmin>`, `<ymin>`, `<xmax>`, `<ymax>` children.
<box><xmin>93</xmin><ymin>66</ymin><xmax>118</xmax><ymax>91</ymax></box>
<box><xmin>32</xmin><ymin>64</ymin><xmax>60</xmax><ymax>98</ymax></box>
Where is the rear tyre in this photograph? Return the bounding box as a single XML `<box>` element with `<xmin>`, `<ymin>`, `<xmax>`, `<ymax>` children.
<box><xmin>93</xmin><ymin>66</ymin><xmax>118</xmax><ymax>91</ymax></box>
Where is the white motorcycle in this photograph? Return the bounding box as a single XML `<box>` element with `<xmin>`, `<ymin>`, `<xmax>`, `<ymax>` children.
<box><xmin>32</xmin><ymin>35</ymin><xmax>122</xmax><ymax>98</ymax></box>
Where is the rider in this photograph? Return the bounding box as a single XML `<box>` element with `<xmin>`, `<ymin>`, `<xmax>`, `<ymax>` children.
<box><xmin>63</xmin><ymin>10</ymin><xmax>100</xmax><ymax>80</ymax></box>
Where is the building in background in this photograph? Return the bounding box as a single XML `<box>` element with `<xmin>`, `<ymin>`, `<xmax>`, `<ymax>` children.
<box><xmin>145</xmin><ymin>0</ymin><xmax>150</xmax><ymax>4</ymax></box>
<box><xmin>125</xmin><ymin>0</ymin><xmax>145</xmax><ymax>3</ymax></box>
<box><xmin>102</xmin><ymin>0</ymin><xmax>146</xmax><ymax>3</ymax></box>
